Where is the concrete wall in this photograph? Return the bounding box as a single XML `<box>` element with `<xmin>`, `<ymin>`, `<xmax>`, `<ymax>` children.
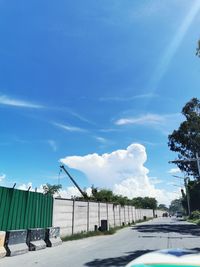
<box><xmin>53</xmin><ymin>198</ymin><xmax>163</xmax><ymax>237</ymax></box>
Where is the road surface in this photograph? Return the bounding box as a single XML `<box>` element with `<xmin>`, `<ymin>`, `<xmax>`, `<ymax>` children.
<box><xmin>2</xmin><ymin>217</ymin><xmax>200</xmax><ymax>267</ymax></box>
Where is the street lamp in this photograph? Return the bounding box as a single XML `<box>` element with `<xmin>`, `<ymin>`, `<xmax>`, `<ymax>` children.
<box><xmin>172</xmin><ymin>175</ymin><xmax>191</xmax><ymax>216</ymax></box>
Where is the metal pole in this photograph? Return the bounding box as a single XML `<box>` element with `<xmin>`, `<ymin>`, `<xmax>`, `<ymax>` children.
<box><xmin>172</xmin><ymin>175</ymin><xmax>191</xmax><ymax>216</ymax></box>
<box><xmin>169</xmin><ymin>154</ymin><xmax>200</xmax><ymax>177</ymax></box>
<box><xmin>184</xmin><ymin>177</ymin><xmax>191</xmax><ymax>216</ymax></box>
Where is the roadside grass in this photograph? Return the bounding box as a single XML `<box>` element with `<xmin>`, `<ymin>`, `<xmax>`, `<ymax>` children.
<box><xmin>61</xmin><ymin>217</ymin><xmax>153</xmax><ymax>242</ymax></box>
<box><xmin>187</xmin><ymin>210</ymin><xmax>200</xmax><ymax>226</ymax></box>
<box><xmin>187</xmin><ymin>218</ymin><xmax>200</xmax><ymax>226</ymax></box>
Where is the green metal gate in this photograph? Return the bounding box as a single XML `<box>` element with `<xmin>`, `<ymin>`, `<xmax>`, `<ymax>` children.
<box><xmin>0</xmin><ymin>186</ymin><xmax>53</xmax><ymax>231</ymax></box>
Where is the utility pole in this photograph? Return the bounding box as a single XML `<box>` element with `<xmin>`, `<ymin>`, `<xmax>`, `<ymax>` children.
<box><xmin>196</xmin><ymin>153</ymin><xmax>200</xmax><ymax>177</ymax></box>
<box><xmin>169</xmin><ymin>153</ymin><xmax>200</xmax><ymax>216</ymax></box>
<box><xmin>173</xmin><ymin>175</ymin><xmax>191</xmax><ymax>216</ymax></box>
<box><xmin>169</xmin><ymin>153</ymin><xmax>200</xmax><ymax>178</ymax></box>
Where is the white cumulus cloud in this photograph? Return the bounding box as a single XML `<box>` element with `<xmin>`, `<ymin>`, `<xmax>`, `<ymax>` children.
<box><xmin>0</xmin><ymin>173</ymin><xmax>6</xmax><ymax>182</ymax></box>
<box><xmin>17</xmin><ymin>183</ymin><xmax>91</xmax><ymax>199</ymax></box>
<box><xmin>60</xmin><ymin>144</ymin><xmax>179</xmax><ymax>205</ymax></box>
<box><xmin>17</xmin><ymin>183</ymin><xmax>45</xmax><ymax>193</ymax></box>
<box><xmin>18</xmin><ymin>182</ymin><xmax>34</xmax><ymax>191</ymax></box>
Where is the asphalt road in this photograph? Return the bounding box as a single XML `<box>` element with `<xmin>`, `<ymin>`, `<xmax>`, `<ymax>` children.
<box><xmin>2</xmin><ymin>217</ymin><xmax>200</xmax><ymax>267</ymax></box>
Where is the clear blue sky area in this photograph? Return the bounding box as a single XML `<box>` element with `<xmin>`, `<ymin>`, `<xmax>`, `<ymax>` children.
<box><xmin>0</xmin><ymin>1</ymin><xmax>200</xmax><ymax>198</ymax></box>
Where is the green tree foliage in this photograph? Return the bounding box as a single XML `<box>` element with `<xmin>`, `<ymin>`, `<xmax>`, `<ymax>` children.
<box><xmin>143</xmin><ymin>197</ymin><xmax>157</xmax><ymax>209</ymax></box>
<box><xmin>182</xmin><ymin>180</ymin><xmax>200</xmax><ymax>212</ymax></box>
<box><xmin>168</xmin><ymin>98</ymin><xmax>200</xmax><ymax>178</ymax></box>
<box><xmin>89</xmin><ymin>187</ymin><xmax>158</xmax><ymax>209</ymax></box>
<box><xmin>112</xmin><ymin>195</ymin><xmax>130</xmax><ymax>206</ymax></box>
<box><xmin>43</xmin><ymin>183</ymin><xmax>62</xmax><ymax>196</ymax></box>
<box><xmin>169</xmin><ymin>199</ymin><xmax>183</xmax><ymax>214</ymax></box>
<box><xmin>190</xmin><ymin>210</ymin><xmax>200</xmax><ymax>220</ymax></box>
<box><xmin>133</xmin><ymin>197</ymin><xmax>157</xmax><ymax>209</ymax></box>
<box><xmin>91</xmin><ymin>187</ymin><xmax>114</xmax><ymax>202</ymax></box>
<box><xmin>158</xmin><ymin>204</ymin><xmax>168</xmax><ymax>211</ymax></box>
<box><xmin>131</xmin><ymin>197</ymin><xmax>144</xmax><ymax>208</ymax></box>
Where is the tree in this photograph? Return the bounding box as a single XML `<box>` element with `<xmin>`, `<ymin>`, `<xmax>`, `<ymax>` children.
<box><xmin>91</xmin><ymin>186</ymin><xmax>114</xmax><ymax>202</ymax></box>
<box><xmin>168</xmin><ymin>98</ymin><xmax>200</xmax><ymax>178</ymax></box>
<box><xmin>132</xmin><ymin>197</ymin><xmax>157</xmax><ymax>209</ymax></box>
<box><xmin>43</xmin><ymin>183</ymin><xmax>62</xmax><ymax>196</ymax></box>
<box><xmin>169</xmin><ymin>199</ymin><xmax>183</xmax><ymax>214</ymax></box>
<box><xmin>196</xmin><ymin>40</ymin><xmax>200</xmax><ymax>57</ymax></box>
<box><xmin>182</xmin><ymin>180</ymin><xmax>200</xmax><ymax>212</ymax></box>
<box><xmin>143</xmin><ymin>197</ymin><xmax>157</xmax><ymax>210</ymax></box>
<box><xmin>158</xmin><ymin>204</ymin><xmax>168</xmax><ymax>211</ymax></box>
<box><xmin>131</xmin><ymin>197</ymin><xmax>144</xmax><ymax>208</ymax></box>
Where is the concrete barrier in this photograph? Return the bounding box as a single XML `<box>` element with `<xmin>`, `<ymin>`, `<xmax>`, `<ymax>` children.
<box><xmin>5</xmin><ymin>230</ymin><xmax>29</xmax><ymax>256</ymax></box>
<box><xmin>0</xmin><ymin>231</ymin><xmax>6</xmax><ymax>258</ymax></box>
<box><xmin>27</xmin><ymin>228</ymin><xmax>46</xmax><ymax>251</ymax></box>
<box><xmin>45</xmin><ymin>227</ymin><xmax>62</xmax><ymax>247</ymax></box>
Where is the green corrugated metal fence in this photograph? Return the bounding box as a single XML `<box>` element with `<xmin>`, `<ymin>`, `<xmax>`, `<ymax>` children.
<box><xmin>0</xmin><ymin>186</ymin><xmax>53</xmax><ymax>231</ymax></box>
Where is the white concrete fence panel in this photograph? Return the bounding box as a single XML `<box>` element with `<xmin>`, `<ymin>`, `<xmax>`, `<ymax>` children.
<box><xmin>53</xmin><ymin>198</ymin><xmax>163</xmax><ymax>237</ymax></box>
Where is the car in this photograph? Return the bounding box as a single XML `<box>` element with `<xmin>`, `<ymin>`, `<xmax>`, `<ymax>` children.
<box><xmin>126</xmin><ymin>249</ymin><xmax>200</xmax><ymax>267</ymax></box>
<box><xmin>176</xmin><ymin>212</ymin><xmax>183</xmax><ymax>218</ymax></box>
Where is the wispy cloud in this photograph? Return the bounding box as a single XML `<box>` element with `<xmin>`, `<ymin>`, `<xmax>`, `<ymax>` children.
<box><xmin>134</xmin><ymin>140</ymin><xmax>163</xmax><ymax>147</ymax></box>
<box><xmin>53</xmin><ymin>122</ymin><xmax>87</xmax><ymax>133</ymax></box>
<box><xmin>0</xmin><ymin>94</ymin><xmax>43</xmax><ymax>109</ymax></box>
<box><xmin>68</xmin><ymin>110</ymin><xmax>96</xmax><ymax>126</ymax></box>
<box><xmin>95</xmin><ymin>136</ymin><xmax>107</xmax><ymax>144</ymax></box>
<box><xmin>99</xmin><ymin>128</ymin><xmax>122</xmax><ymax>133</ymax></box>
<box><xmin>115</xmin><ymin>113</ymin><xmax>165</xmax><ymax>126</ymax></box>
<box><xmin>115</xmin><ymin>113</ymin><xmax>182</xmax><ymax>126</ymax></box>
<box><xmin>47</xmin><ymin>140</ymin><xmax>58</xmax><ymax>152</ymax></box>
<box><xmin>168</xmin><ymin>168</ymin><xmax>181</xmax><ymax>174</ymax></box>
<box><xmin>115</xmin><ymin>113</ymin><xmax>183</xmax><ymax>136</ymax></box>
<box><xmin>99</xmin><ymin>93</ymin><xmax>158</xmax><ymax>102</ymax></box>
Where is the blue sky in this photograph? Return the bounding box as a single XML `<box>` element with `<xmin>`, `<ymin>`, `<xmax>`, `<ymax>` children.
<box><xmin>0</xmin><ymin>0</ymin><xmax>200</xmax><ymax>204</ymax></box>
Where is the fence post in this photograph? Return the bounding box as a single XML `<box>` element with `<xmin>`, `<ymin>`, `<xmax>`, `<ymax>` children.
<box><xmin>128</xmin><ymin>205</ymin><xmax>130</xmax><ymax>224</ymax></box>
<box><xmin>124</xmin><ymin>206</ymin><xmax>126</xmax><ymax>224</ymax></box>
<box><xmin>131</xmin><ymin>206</ymin><xmax>133</xmax><ymax>222</ymax></box>
<box><xmin>113</xmin><ymin>204</ymin><xmax>116</xmax><ymax>227</ymax></box>
<box><xmin>87</xmin><ymin>201</ymin><xmax>89</xmax><ymax>232</ymax></box>
<box><xmin>106</xmin><ymin>202</ymin><xmax>109</xmax><ymax>229</ymax></box>
<box><xmin>98</xmin><ymin>202</ymin><xmax>100</xmax><ymax>227</ymax></box>
<box><xmin>72</xmin><ymin>199</ymin><xmax>75</xmax><ymax>235</ymax></box>
<box><xmin>119</xmin><ymin>205</ymin><xmax>121</xmax><ymax>226</ymax></box>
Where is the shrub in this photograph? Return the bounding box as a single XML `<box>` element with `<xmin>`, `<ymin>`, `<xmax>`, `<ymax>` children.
<box><xmin>190</xmin><ymin>210</ymin><xmax>200</xmax><ymax>219</ymax></box>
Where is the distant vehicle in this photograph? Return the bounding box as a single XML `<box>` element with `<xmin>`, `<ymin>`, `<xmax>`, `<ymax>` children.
<box><xmin>162</xmin><ymin>212</ymin><xmax>168</xmax><ymax>217</ymax></box>
<box><xmin>176</xmin><ymin>211</ymin><xmax>183</xmax><ymax>218</ymax></box>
